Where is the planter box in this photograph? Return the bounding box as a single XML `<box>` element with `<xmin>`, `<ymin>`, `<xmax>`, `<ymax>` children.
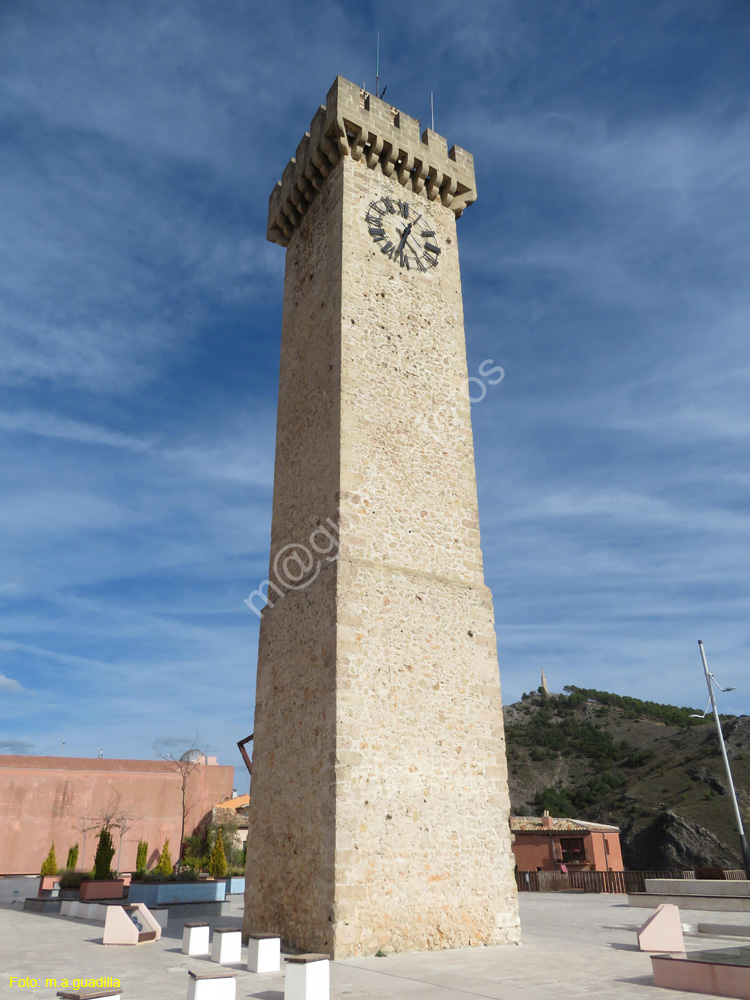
<box><xmin>79</xmin><ymin>879</ymin><xmax>125</xmax><ymax>900</ymax></box>
<box><xmin>225</xmin><ymin>876</ymin><xmax>245</xmax><ymax>894</ymax></box>
<box><xmin>38</xmin><ymin>876</ymin><xmax>60</xmax><ymax>897</ymax></box>
<box><xmin>128</xmin><ymin>880</ymin><xmax>226</xmax><ymax>906</ymax></box>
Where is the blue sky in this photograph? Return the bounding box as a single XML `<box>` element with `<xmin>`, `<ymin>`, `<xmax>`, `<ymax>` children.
<box><xmin>1</xmin><ymin>0</ymin><xmax>749</xmax><ymax>786</ymax></box>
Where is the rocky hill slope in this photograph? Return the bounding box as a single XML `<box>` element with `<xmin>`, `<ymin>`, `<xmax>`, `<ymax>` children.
<box><xmin>503</xmin><ymin>686</ymin><xmax>750</xmax><ymax>870</ymax></box>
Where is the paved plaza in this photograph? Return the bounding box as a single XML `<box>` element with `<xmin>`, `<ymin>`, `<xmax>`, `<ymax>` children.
<box><xmin>3</xmin><ymin>891</ymin><xmax>748</xmax><ymax>1000</ymax></box>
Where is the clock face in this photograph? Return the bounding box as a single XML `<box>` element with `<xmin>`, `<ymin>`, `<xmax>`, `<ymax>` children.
<box><xmin>365</xmin><ymin>196</ymin><xmax>441</xmax><ymax>271</ymax></box>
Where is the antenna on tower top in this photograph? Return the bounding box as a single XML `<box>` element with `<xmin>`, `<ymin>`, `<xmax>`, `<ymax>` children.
<box><xmin>376</xmin><ymin>31</ymin><xmax>380</xmax><ymax>98</ymax></box>
<box><xmin>431</xmin><ymin>91</ymin><xmax>435</xmax><ymax>131</ymax></box>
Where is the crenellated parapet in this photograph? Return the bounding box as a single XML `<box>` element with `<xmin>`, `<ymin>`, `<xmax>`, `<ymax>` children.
<box><xmin>267</xmin><ymin>76</ymin><xmax>477</xmax><ymax>247</ymax></box>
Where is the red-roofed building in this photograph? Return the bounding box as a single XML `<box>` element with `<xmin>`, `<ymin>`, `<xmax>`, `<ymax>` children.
<box><xmin>510</xmin><ymin>814</ymin><xmax>623</xmax><ymax>872</ymax></box>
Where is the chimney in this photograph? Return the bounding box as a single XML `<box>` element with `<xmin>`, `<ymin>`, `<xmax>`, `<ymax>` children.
<box><xmin>541</xmin><ymin>810</ymin><xmax>552</xmax><ymax>829</ymax></box>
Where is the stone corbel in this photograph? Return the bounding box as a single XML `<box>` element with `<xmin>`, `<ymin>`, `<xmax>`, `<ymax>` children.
<box><xmin>320</xmin><ymin>136</ymin><xmax>341</xmax><ymax>168</ymax></box>
<box><xmin>281</xmin><ymin>201</ymin><xmax>300</xmax><ymax>227</ymax></box>
<box><xmin>304</xmin><ymin>162</ymin><xmax>323</xmax><ymax>191</ymax></box>
<box><xmin>333</xmin><ymin>119</ymin><xmax>350</xmax><ymax>157</ymax></box>
<box><xmin>411</xmin><ymin>159</ymin><xmax>428</xmax><ymax>194</ymax></box>
<box><xmin>440</xmin><ymin>175</ymin><xmax>458</xmax><ymax>208</ymax></box>
<box><xmin>380</xmin><ymin>142</ymin><xmax>398</xmax><ymax>177</ymax></box>
<box><xmin>348</xmin><ymin>125</ymin><xmax>367</xmax><ymax>162</ymax></box>
<box><xmin>289</xmin><ymin>187</ymin><xmax>307</xmax><ymax>213</ymax></box>
<box><xmin>366</xmin><ymin>134</ymin><xmax>384</xmax><ymax>169</ymax></box>
<box><xmin>311</xmin><ymin>148</ymin><xmax>331</xmax><ymax>178</ymax></box>
<box><xmin>396</xmin><ymin>150</ymin><xmax>413</xmax><ymax>186</ymax></box>
<box><xmin>426</xmin><ymin>168</ymin><xmax>443</xmax><ymax>202</ymax></box>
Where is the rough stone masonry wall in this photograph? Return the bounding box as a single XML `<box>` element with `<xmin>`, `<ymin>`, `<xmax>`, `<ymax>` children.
<box><xmin>245</xmin><ymin>76</ymin><xmax>519</xmax><ymax>958</ymax></box>
<box><xmin>331</xmin><ymin>154</ymin><xmax>519</xmax><ymax>956</ymax></box>
<box><xmin>243</xmin><ymin>158</ymin><xmax>343</xmax><ymax>953</ymax></box>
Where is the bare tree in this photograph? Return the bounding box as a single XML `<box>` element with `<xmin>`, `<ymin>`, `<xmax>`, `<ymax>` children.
<box><xmin>78</xmin><ymin>794</ymin><xmax>140</xmax><ymax>874</ymax></box>
<box><xmin>154</xmin><ymin>733</ymin><xmax>208</xmax><ymax>872</ymax></box>
<box><xmin>73</xmin><ymin>818</ymin><xmax>100</xmax><ymax>871</ymax></box>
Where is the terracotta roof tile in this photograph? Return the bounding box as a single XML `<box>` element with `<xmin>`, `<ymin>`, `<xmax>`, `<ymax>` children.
<box><xmin>510</xmin><ymin>816</ymin><xmax>620</xmax><ymax>833</ymax></box>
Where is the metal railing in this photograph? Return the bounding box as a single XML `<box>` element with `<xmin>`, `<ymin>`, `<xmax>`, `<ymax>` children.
<box><xmin>513</xmin><ymin>868</ymin><xmax>743</xmax><ymax>894</ymax></box>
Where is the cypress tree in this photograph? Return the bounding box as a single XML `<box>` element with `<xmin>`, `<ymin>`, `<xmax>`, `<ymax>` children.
<box><xmin>40</xmin><ymin>843</ymin><xmax>58</xmax><ymax>876</ymax></box>
<box><xmin>156</xmin><ymin>839</ymin><xmax>173</xmax><ymax>877</ymax></box>
<box><xmin>208</xmin><ymin>830</ymin><xmax>227</xmax><ymax>878</ymax></box>
<box><xmin>93</xmin><ymin>827</ymin><xmax>115</xmax><ymax>879</ymax></box>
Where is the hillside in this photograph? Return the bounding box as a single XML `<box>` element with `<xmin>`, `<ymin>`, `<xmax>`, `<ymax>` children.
<box><xmin>504</xmin><ymin>686</ymin><xmax>750</xmax><ymax>870</ymax></box>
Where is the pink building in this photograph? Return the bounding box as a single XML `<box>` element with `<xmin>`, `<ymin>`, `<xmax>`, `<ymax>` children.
<box><xmin>510</xmin><ymin>814</ymin><xmax>624</xmax><ymax>872</ymax></box>
<box><xmin>0</xmin><ymin>754</ymin><xmax>233</xmax><ymax>875</ymax></box>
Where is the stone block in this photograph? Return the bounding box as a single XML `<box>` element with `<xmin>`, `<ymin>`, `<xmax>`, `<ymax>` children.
<box><xmin>284</xmin><ymin>955</ymin><xmax>329</xmax><ymax>1000</ymax></box>
<box><xmin>637</xmin><ymin>903</ymin><xmax>684</xmax><ymax>952</ymax></box>
<box><xmin>187</xmin><ymin>970</ymin><xmax>237</xmax><ymax>1000</ymax></box>
<box><xmin>211</xmin><ymin>927</ymin><xmax>241</xmax><ymax>965</ymax></box>
<box><xmin>247</xmin><ymin>933</ymin><xmax>280</xmax><ymax>973</ymax></box>
<box><xmin>182</xmin><ymin>922</ymin><xmax>210</xmax><ymax>957</ymax></box>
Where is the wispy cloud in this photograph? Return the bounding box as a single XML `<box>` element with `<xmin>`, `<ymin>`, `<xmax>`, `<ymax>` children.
<box><xmin>1</xmin><ymin>0</ymin><xmax>749</xmax><ymax>780</ymax></box>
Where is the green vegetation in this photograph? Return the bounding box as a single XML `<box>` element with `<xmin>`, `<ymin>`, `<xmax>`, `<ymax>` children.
<box><xmin>156</xmin><ymin>839</ymin><xmax>173</xmax><ymax>877</ymax></box>
<box><xmin>563</xmin><ymin>685</ymin><xmax>713</xmax><ymax>728</ymax></box>
<box><xmin>136</xmin><ymin>839</ymin><xmax>148</xmax><ymax>872</ymax></box>
<box><xmin>506</xmin><ymin>695</ymin><xmax>621</xmax><ymax>762</ymax></box>
<box><xmin>93</xmin><ymin>827</ymin><xmax>115</xmax><ymax>879</ymax></box>
<box><xmin>208</xmin><ymin>830</ymin><xmax>228</xmax><ymax>878</ymax></box>
<box><xmin>40</xmin><ymin>843</ymin><xmax>58</xmax><ymax>876</ymax></box>
<box><xmin>59</xmin><ymin>870</ymin><xmax>86</xmax><ymax>889</ymax></box>
<box><xmin>65</xmin><ymin>843</ymin><xmax>79</xmax><ymax>869</ymax></box>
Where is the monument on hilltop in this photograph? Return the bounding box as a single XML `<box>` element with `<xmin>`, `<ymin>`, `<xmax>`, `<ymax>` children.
<box><xmin>243</xmin><ymin>76</ymin><xmax>520</xmax><ymax>958</ymax></box>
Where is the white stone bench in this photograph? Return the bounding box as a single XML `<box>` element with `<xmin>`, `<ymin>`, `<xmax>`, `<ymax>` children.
<box><xmin>57</xmin><ymin>989</ymin><xmax>121</xmax><ymax>1000</ymax></box>
<box><xmin>182</xmin><ymin>922</ymin><xmax>210</xmax><ymax>956</ymax></box>
<box><xmin>61</xmin><ymin>900</ymin><xmax>79</xmax><ymax>918</ymax></box>
<box><xmin>284</xmin><ymin>954</ymin><xmax>330</xmax><ymax>1000</ymax></box>
<box><xmin>211</xmin><ymin>927</ymin><xmax>242</xmax><ymax>965</ymax></box>
<box><xmin>187</xmin><ymin>969</ymin><xmax>236</xmax><ymax>1000</ymax></box>
<box><xmin>247</xmin><ymin>933</ymin><xmax>280</xmax><ymax>973</ymax></box>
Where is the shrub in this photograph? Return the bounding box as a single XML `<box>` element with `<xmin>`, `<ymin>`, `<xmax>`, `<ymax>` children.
<box><xmin>208</xmin><ymin>830</ymin><xmax>227</xmax><ymax>878</ymax></box>
<box><xmin>59</xmin><ymin>870</ymin><xmax>86</xmax><ymax>889</ymax></box>
<box><xmin>156</xmin><ymin>839</ymin><xmax>173</xmax><ymax>878</ymax></box>
<box><xmin>93</xmin><ymin>827</ymin><xmax>115</xmax><ymax>880</ymax></box>
<box><xmin>66</xmin><ymin>844</ymin><xmax>79</xmax><ymax>869</ymax></box>
<box><xmin>136</xmin><ymin>839</ymin><xmax>148</xmax><ymax>873</ymax></box>
<box><xmin>40</xmin><ymin>843</ymin><xmax>58</xmax><ymax>877</ymax></box>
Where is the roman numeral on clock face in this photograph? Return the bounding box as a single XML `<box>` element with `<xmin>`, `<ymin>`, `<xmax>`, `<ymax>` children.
<box><xmin>380</xmin><ymin>240</ymin><xmax>396</xmax><ymax>258</ymax></box>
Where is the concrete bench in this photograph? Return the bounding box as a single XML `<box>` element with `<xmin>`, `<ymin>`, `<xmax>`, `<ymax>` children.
<box><xmin>102</xmin><ymin>904</ymin><xmax>161</xmax><ymax>945</ymax></box>
<box><xmin>57</xmin><ymin>990</ymin><xmax>121</xmax><ymax>1000</ymax></box>
<box><xmin>651</xmin><ymin>946</ymin><xmax>750</xmax><ymax>998</ymax></box>
<box><xmin>284</xmin><ymin>954</ymin><xmax>330</xmax><ymax>1000</ymax></box>
<box><xmin>247</xmin><ymin>933</ymin><xmax>280</xmax><ymax>973</ymax></box>
<box><xmin>182</xmin><ymin>922</ymin><xmax>210</xmax><ymax>956</ymax></box>
<box><xmin>211</xmin><ymin>927</ymin><xmax>242</xmax><ymax>965</ymax></box>
<box><xmin>187</xmin><ymin>969</ymin><xmax>236</xmax><ymax>1000</ymax></box>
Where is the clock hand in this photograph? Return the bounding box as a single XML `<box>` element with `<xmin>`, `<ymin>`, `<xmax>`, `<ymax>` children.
<box><xmin>397</xmin><ymin>222</ymin><xmax>413</xmax><ymax>252</ymax></box>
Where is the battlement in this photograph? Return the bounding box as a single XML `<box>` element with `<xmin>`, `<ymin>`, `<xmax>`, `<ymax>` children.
<box><xmin>267</xmin><ymin>76</ymin><xmax>477</xmax><ymax>247</ymax></box>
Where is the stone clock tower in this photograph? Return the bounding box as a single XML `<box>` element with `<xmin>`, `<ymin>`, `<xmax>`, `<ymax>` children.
<box><xmin>244</xmin><ymin>76</ymin><xmax>520</xmax><ymax>958</ymax></box>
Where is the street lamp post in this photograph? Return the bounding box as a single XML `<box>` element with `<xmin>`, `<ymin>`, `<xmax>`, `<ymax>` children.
<box><xmin>695</xmin><ymin>640</ymin><xmax>750</xmax><ymax>879</ymax></box>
